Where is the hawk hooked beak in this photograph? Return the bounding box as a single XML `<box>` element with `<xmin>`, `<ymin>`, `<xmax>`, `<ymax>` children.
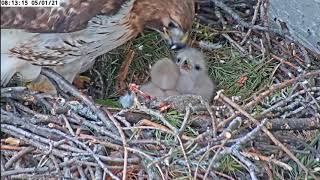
<box><xmin>162</xmin><ymin>26</ymin><xmax>189</xmax><ymax>50</ymax></box>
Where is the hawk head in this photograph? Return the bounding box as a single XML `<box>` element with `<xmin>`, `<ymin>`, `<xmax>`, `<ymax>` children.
<box><xmin>130</xmin><ymin>0</ymin><xmax>195</xmax><ymax>50</ymax></box>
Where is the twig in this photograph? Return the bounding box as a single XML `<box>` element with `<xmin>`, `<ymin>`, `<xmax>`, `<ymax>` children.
<box><xmin>61</xmin><ymin>115</ymin><xmax>75</xmax><ymax>136</ymax></box>
<box><xmin>197</xmin><ymin>40</ymin><xmax>223</xmax><ymax>51</ymax></box>
<box><xmin>177</xmin><ymin>136</ymin><xmax>192</xmax><ymax>177</ymax></box>
<box><xmin>1</xmin><ymin>167</ymin><xmax>57</xmax><ymax>177</ymax></box>
<box><xmin>77</xmin><ymin>166</ymin><xmax>86</xmax><ymax>180</ymax></box>
<box><xmin>266</xmin><ymin>117</ymin><xmax>320</xmax><ymax>131</ymax></box>
<box><xmin>136</xmin><ymin>105</ymin><xmax>178</xmax><ymax>134</ymax></box>
<box><xmin>241</xmin><ymin>152</ymin><xmax>293</xmax><ymax>171</ymax></box>
<box><xmin>210</xmin><ymin>0</ymin><xmax>307</xmax><ymax>52</ymax></box>
<box><xmin>218</xmin><ymin>70</ymin><xmax>320</xmax><ymax>128</ymax></box>
<box><xmin>4</xmin><ymin>146</ymin><xmax>35</xmax><ymax>169</ymax></box>
<box><xmin>1</xmin><ymin>87</ymin><xmax>26</xmax><ymax>94</ymax></box>
<box><xmin>259</xmin><ymin>87</ymin><xmax>320</xmax><ymax>117</ymax></box>
<box><xmin>216</xmin><ymin>92</ymin><xmax>318</xmax><ymax>180</ymax></box>
<box><xmin>298</xmin><ymin>45</ymin><xmax>312</xmax><ymax>67</ymax></box>
<box><xmin>260</xmin><ymin>0</ymin><xmax>271</xmax><ymax>56</ymax></box>
<box><xmin>40</xmin><ymin>68</ymin><xmax>118</xmax><ymax>134</ymax></box>
<box><xmin>178</xmin><ymin>105</ymin><xmax>191</xmax><ymax>136</ymax></box>
<box><xmin>126</xmin><ymin>147</ymin><xmax>165</xmax><ymax>180</ymax></box>
<box><xmin>48</xmin><ymin>129</ymin><xmax>121</xmax><ymax>180</ymax></box>
<box><xmin>105</xmin><ymin>110</ymin><xmax>129</xmax><ymax>180</ymax></box>
<box><xmin>240</xmin><ymin>0</ymin><xmax>262</xmax><ymax>45</ymax></box>
<box><xmin>49</xmin><ymin>154</ymin><xmax>62</xmax><ymax>177</ymax></box>
<box><xmin>232</xmin><ymin>150</ymin><xmax>258</xmax><ymax>180</ymax></box>
<box><xmin>203</xmin><ymin>140</ymin><xmax>227</xmax><ymax>179</ymax></box>
<box><xmin>222</xmin><ymin>33</ymin><xmax>248</xmax><ymax>54</ymax></box>
<box><xmin>201</xmin><ymin>99</ymin><xmax>217</xmax><ymax>137</ymax></box>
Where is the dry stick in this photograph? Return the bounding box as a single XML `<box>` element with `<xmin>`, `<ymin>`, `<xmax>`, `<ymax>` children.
<box><xmin>69</xmin><ymin>113</ymin><xmax>122</xmax><ymax>142</ymax></box>
<box><xmin>1</xmin><ymin>87</ymin><xmax>26</xmax><ymax>94</ymax></box>
<box><xmin>241</xmin><ymin>152</ymin><xmax>292</xmax><ymax>171</ymax></box>
<box><xmin>217</xmin><ymin>92</ymin><xmax>319</xmax><ymax>180</ymax></box>
<box><xmin>50</xmin><ymin>129</ymin><xmax>121</xmax><ymax>180</ymax></box>
<box><xmin>209</xmin><ymin>119</ymin><xmax>266</xmax><ymax>177</ymax></box>
<box><xmin>4</xmin><ymin>112</ymin><xmax>121</xmax><ymax>180</ymax></box>
<box><xmin>245</xmin><ymin>70</ymin><xmax>320</xmax><ymax>109</ymax></box>
<box><xmin>137</xmin><ymin>105</ymin><xmax>178</xmax><ymax>134</ymax></box>
<box><xmin>232</xmin><ymin>150</ymin><xmax>259</xmax><ymax>180</ymax></box>
<box><xmin>126</xmin><ymin>147</ymin><xmax>166</xmax><ymax>180</ymax></box>
<box><xmin>1</xmin><ymin>124</ymin><xmax>68</xmax><ymax>158</ymax></box>
<box><xmin>1</xmin><ymin>167</ymin><xmax>57</xmax><ymax>177</ymax></box>
<box><xmin>175</xmin><ymin>105</ymin><xmax>192</xmax><ymax>177</ymax></box>
<box><xmin>217</xmin><ymin>70</ymin><xmax>320</xmax><ymax>128</ymax></box>
<box><xmin>300</xmin><ymin>83</ymin><xmax>320</xmax><ymax>109</ymax></box>
<box><xmin>1</xmin><ymin>157</ymin><xmax>80</xmax><ymax>178</ymax></box>
<box><xmin>240</xmin><ymin>0</ymin><xmax>262</xmax><ymax>45</ymax></box>
<box><xmin>61</xmin><ymin>115</ymin><xmax>75</xmax><ymax>136</ymax></box>
<box><xmin>49</xmin><ymin>154</ymin><xmax>62</xmax><ymax>177</ymax></box>
<box><xmin>210</xmin><ymin>0</ymin><xmax>301</xmax><ymax>47</ymax></box>
<box><xmin>298</xmin><ymin>45</ymin><xmax>312</xmax><ymax>67</ymax></box>
<box><xmin>77</xmin><ymin>166</ymin><xmax>86</xmax><ymax>180</ymax></box>
<box><xmin>78</xmin><ymin>134</ymin><xmax>123</xmax><ymax>151</ymax></box>
<box><xmin>193</xmin><ymin>144</ymin><xmax>221</xmax><ymax>179</ymax></box>
<box><xmin>105</xmin><ymin>110</ymin><xmax>128</xmax><ymax>180</ymax></box>
<box><xmin>213</xmin><ymin>171</ymin><xmax>236</xmax><ymax>180</ymax></box>
<box><xmin>88</xmin><ymin>166</ymin><xmax>95</xmax><ymax>180</ymax></box>
<box><xmin>260</xmin><ymin>0</ymin><xmax>271</xmax><ymax>56</ymax></box>
<box><xmin>203</xmin><ymin>140</ymin><xmax>227</xmax><ymax>180</ymax></box>
<box><xmin>198</xmin><ymin>117</ymin><xmax>262</xmax><ymax>178</ymax></box>
<box><xmin>222</xmin><ymin>33</ymin><xmax>248</xmax><ymax>54</ymax></box>
<box><xmin>1</xmin><ymin>145</ymin><xmax>23</xmax><ymax>151</ymax></box>
<box><xmin>251</xmin><ymin>42</ymin><xmax>299</xmax><ymax>69</ymax></box>
<box><xmin>177</xmin><ymin>136</ymin><xmax>192</xmax><ymax>177</ymax></box>
<box><xmin>178</xmin><ymin>105</ymin><xmax>191</xmax><ymax>136</ymax></box>
<box><xmin>201</xmin><ymin>99</ymin><xmax>217</xmax><ymax>137</ymax></box>
<box><xmin>259</xmin><ymin>87</ymin><xmax>320</xmax><ymax>117</ymax></box>
<box><xmin>4</xmin><ymin>146</ymin><xmax>35</xmax><ymax>169</ymax></box>
<box><xmin>125</xmin><ymin>124</ymin><xmax>191</xmax><ymax>177</ymax></box>
<box><xmin>266</xmin><ymin>117</ymin><xmax>320</xmax><ymax>131</ymax></box>
<box><xmin>147</xmin><ymin>151</ymin><xmax>173</xmax><ymax>169</ymax></box>
<box><xmin>40</xmin><ymin>68</ymin><xmax>118</xmax><ymax>135</ymax></box>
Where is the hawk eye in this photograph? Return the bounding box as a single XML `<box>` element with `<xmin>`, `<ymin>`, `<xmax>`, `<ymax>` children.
<box><xmin>195</xmin><ymin>65</ymin><xmax>201</xmax><ymax>71</ymax></box>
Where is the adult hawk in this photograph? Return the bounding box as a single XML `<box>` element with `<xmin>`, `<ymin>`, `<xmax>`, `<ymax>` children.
<box><xmin>1</xmin><ymin>0</ymin><xmax>195</xmax><ymax>92</ymax></box>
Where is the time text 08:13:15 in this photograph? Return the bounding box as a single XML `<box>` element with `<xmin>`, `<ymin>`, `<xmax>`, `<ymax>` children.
<box><xmin>1</xmin><ymin>0</ymin><xmax>60</xmax><ymax>7</ymax></box>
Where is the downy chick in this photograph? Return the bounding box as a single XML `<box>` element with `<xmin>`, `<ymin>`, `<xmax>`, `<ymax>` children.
<box><xmin>175</xmin><ymin>48</ymin><xmax>215</xmax><ymax>100</ymax></box>
<box><xmin>150</xmin><ymin>57</ymin><xmax>180</xmax><ymax>90</ymax></box>
<box><xmin>141</xmin><ymin>58</ymin><xmax>180</xmax><ymax>97</ymax></box>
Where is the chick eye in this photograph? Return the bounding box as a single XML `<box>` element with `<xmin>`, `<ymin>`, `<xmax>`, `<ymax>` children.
<box><xmin>195</xmin><ymin>65</ymin><xmax>201</xmax><ymax>71</ymax></box>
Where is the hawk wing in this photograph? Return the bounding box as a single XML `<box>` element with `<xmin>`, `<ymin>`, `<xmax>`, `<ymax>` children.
<box><xmin>1</xmin><ymin>0</ymin><xmax>132</xmax><ymax>86</ymax></box>
<box><xmin>1</xmin><ymin>0</ymin><xmax>126</xmax><ymax>33</ymax></box>
<box><xmin>1</xmin><ymin>0</ymin><xmax>130</xmax><ymax>66</ymax></box>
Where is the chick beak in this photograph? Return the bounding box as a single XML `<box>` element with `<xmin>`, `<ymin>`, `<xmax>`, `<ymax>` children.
<box><xmin>181</xmin><ymin>60</ymin><xmax>192</xmax><ymax>71</ymax></box>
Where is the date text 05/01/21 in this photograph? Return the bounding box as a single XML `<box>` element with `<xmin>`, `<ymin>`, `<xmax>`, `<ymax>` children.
<box><xmin>1</xmin><ymin>0</ymin><xmax>60</xmax><ymax>7</ymax></box>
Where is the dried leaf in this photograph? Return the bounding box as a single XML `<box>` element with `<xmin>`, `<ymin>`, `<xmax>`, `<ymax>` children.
<box><xmin>237</xmin><ymin>76</ymin><xmax>248</xmax><ymax>87</ymax></box>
